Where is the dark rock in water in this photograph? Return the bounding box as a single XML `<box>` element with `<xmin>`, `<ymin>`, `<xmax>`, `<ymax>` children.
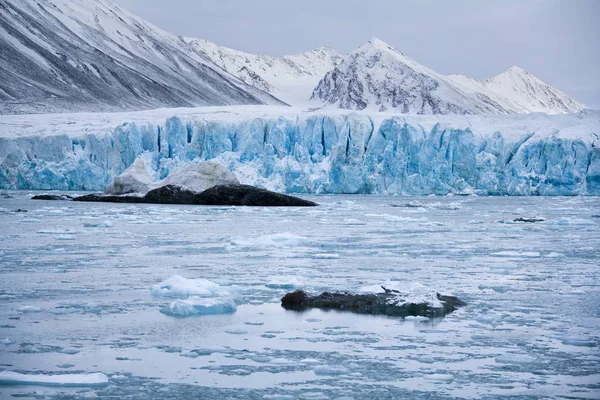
<box><xmin>73</xmin><ymin>184</ymin><xmax>317</xmax><ymax>207</ymax></box>
<box><xmin>145</xmin><ymin>185</ymin><xmax>198</xmax><ymax>204</ymax></box>
<box><xmin>281</xmin><ymin>289</ymin><xmax>466</xmax><ymax>318</ymax></box>
<box><xmin>193</xmin><ymin>185</ymin><xmax>318</xmax><ymax>207</ymax></box>
<box><xmin>514</xmin><ymin>217</ymin><xmax>546</xmax><ymax>223</ymax></box>
<box><xmin>12</xmin><ymin>209</ymin><xmax>27</xmax><ymax>213</ymax></box>
<box><xmin>1</xmin><ymin>193</ymin><xmax>12</xmax><ymax>199</ymax></box>
<box><xmin>73</xmin><ymin>194</ymin><xmax>145</xmax><ymax>203</ymax></box>
<box><xmin>31</xmin><ymin>194</ymin><xmax>73</xmax><ymax>201</ymax></box>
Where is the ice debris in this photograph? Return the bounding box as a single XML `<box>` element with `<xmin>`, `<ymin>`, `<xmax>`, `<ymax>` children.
<box><xmin>0</xmin><ymin>371</ymin><xmax>109</xmax><ymax>387</ymax></box>
<box><xmin>152</xmin><ymin>275</ymin><xmax>236</xmax><ymax>317</ymax></box>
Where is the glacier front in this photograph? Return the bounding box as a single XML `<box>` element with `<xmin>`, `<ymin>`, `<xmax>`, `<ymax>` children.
<box><xmin>0</xmin><ymin>106</ymin><xmax>598</xmax><ymax>195</ymax></box>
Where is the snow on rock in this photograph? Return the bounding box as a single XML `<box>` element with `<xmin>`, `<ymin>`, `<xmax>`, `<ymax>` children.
<box><xmin>151</xmin><ymin>275</ymin><xmax>231</xmax><ymax>299</ymax></box>
<box><xmin>0</xmin><ymin>0</ymin><xmax>283</xmax><ymax>114</ymax></box>
<box><xmin>160</xmin><ymin>296</ymin><xmax>237</xmax><ymax>317</ymax></box>
<box><xmin>187</xmin><ymin>39</ymin><xmax>342</xmax><ymax>105</ymax></box>
<box><xmin>359</xmin><ymin>281</ymin><xmax>444</xmax><ymax>309</ymax></box>
<box><xmin>479</xmin><ymin>66</ymin><xmax>585</xmax><ymax>114</ymax></box>
<box><xmin>1</xmin><ymin>106</ymin><xmax>599</xmax><ymax>195</ymax></box>
<box><xmin>313</xmin><ymin>38</ymin><xmax>584</xmax><ymax>115</ymax></box>
<box><xmin>0</xmin><ymin>371</ymin><xmax>109</xmax><ymax>387</ymax></box>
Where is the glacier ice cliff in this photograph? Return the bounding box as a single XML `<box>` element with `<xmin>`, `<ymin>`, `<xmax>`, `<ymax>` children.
<box><xmin>0</xmin><ymin>108</ymin><xmax>599</xmax><ymax>195</ymax></box>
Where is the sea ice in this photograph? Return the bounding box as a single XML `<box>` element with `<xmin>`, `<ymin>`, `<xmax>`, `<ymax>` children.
<box><xmin>0</xmin><ymin>371</ymin><xmax>109</xmax><ymax>387</ymax></box>
<box><xmin>151</xmin><ymin>275</ymin><xmax>231</xmax><ymax>299</ymax></box>
<box><xmin>160</xmin><ymin>296</ymin><xmax>237</xmax><ymax>317</ymax></box>
<box><xmin>265</xmin><ymin>275</ymin><xmax>303</xmax><ymax>289</ymax></box>
<box><xmin>231</xmin><ymin>233</ymin><xmax>308</xmax><ymax>248</ymax></box>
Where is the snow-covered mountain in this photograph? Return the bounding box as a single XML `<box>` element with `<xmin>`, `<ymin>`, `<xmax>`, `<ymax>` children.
<box><xmin>480</xmin><ymin>66</ymin><xmax>585</xmax><ymax>114</ymax></box>
<box><xmin>312</xmin><ymin>38</ymin><xmax>585</xmax><ymax>115</ymax></box>
<box><xmin>186</xmin><ymin>39</ymin><xmax>342</xmax><ymax>105</ymax></box>
<box><xmin>0</xmin><ymin>0</ymin><xmax>284</xmax><ymax>114</ymax></box>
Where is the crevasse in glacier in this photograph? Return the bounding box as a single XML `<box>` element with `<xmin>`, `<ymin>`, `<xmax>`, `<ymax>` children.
<box><xmin>0</xmin><ymin>110</ymin><xmax>598</xmax><ymax>195</ymax></box>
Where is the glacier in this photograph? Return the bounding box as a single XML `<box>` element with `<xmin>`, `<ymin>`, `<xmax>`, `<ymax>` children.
<box><xmin>0</xmin><ymin>107</ymin><xmax>599</xmax><ymax>195</ymax></box>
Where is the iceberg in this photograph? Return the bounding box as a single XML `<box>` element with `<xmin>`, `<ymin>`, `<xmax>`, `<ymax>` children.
<box><xmin>1</xmin><ymin>107</ymin><xmax>598</xmax><ymax>195</ymax></box>
<box><xmin>160</xmin><ymin>296</ymin><xmax>237</xmax><ymax>317</ymax></box>
<box><xmin>151</xmin><ymin>275</ymin><xmax>231</xmax><ymax>299</ymax></box>
<box><xmin>105</xmin><ymin>157</ymin><xmax>239</xmax><ymax>195</ymax></box>
<box><xmin>151</xmin><ymin>275</ymin><xmax>237</xmax><ymax>317</ymax></box>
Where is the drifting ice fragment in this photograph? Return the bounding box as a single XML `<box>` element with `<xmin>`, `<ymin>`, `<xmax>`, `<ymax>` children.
<box><xmin>160</xmin><ymin>296</ymin><xmax>236</xmax><ymax>317</ymax></box>
<box><xmin>0</xmin><ymin>371</ymin><xmax>109</xmax><ymax>387</ymax></box>
<box><xmin>151</xmin><ymin>275</ymin><xmax>231</xmax><ymax>299</ymax></box>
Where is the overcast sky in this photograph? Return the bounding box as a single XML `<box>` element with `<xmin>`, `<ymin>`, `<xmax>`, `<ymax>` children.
<box><xmin>114</xmin><ymin>0</ymin><xmax>599</xmax><ymax>109</ymax></box>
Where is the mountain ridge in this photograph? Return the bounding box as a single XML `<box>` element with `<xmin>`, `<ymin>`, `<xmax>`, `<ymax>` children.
<box><xmin>0</xmin><ymin>1</ymin><xmax>586</xmax><ymax>116</ymax></box>
<box><xmin>311</xmin><ymin>37</ymin><xmax>585</xmax><ymax>115</ymax></box>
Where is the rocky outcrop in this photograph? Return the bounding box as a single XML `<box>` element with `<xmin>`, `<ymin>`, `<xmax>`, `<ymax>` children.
<box><xmin>281</xmin><ymin>288</ymin><xmax>466</xmax><ymax>318</ymax></box>
<box><xmin>193</xmin><ymin>185</ymin><xmax>317</xmax><ymax>206</ymax></box>
<box><xmin>74</xmin><ymin>184</ymin><xmax>317</xmax><ymax>207</ymax></box>
<box><xmin>31</xmin><ymin>194</ymin><xmax>73</xmax><ymax>201</ymax></box>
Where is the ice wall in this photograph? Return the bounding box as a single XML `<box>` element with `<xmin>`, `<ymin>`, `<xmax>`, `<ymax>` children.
<box><xmin>1</xmin><ymin>112</ymin><xmax>599</xmax><ymax>195</ymax></box>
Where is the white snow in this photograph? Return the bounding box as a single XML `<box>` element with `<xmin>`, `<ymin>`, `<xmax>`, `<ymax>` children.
<box><xmin>313</xmin><ymin>37</ymin><xmax>585</xmax><ymax>114</ymax></box>
<box><xmin>186</xmin><ymin>39</ymin><xmax>342</xmax><ymax>106</ymax></box>
<box><xmin>359</xmin><ymin>281</ymin><xmax>444</xmax><ymax>309</ymax></box>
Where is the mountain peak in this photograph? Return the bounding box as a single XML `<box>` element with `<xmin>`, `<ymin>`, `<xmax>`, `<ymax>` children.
<box><xmin>504</xmin><ymin>66</ymin><xmax>531</xmax><ymax>76</ymax></box>
<box><xmin>364</xmin><ymin>37</ymin><xmax>395</xmax><ymax>51</ymax></box>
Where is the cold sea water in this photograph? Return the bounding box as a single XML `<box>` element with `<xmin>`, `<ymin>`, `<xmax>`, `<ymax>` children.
<box><xmin>0</xmin><ymin>192</ymin><xmax>598</xmax><ymax>399</ymax></box>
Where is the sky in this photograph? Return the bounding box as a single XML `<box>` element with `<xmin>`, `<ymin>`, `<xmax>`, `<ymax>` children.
<box><xmin>114</xmin><ymin>0</ymin><xmax>600</xmax><ymax>109</ymax></box>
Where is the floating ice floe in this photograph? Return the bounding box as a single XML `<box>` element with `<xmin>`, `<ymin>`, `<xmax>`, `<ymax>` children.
<box><xmin>18</xmin><ymin>306</ymin><xmax>42</xmax><ymax>313</ymax></box>
<box><xmin>311</xmin><ymin>253</ymin><xmax>340</xmax><ymax>259</ymax></box>
<box><xmin>313</xmin><ymin>365</ymin><xmax>349</xmax><ymax>376</ymax></box>
<box><xmin>495</xmin><ymin>353</ymin><xmax>536</xmax><ymax>364</ymax></box>
<box><xmin>265</xmin><ymin>275</ymin><xmax>303</xmax><ymax>289</ymax></box>
<box><xmin>231</xmin><ymin>232</ymin><xmax>308</xmax><ymax>248</ymax></box>
<box><xmin>152</xmin><ymin>275</ymin><xmax>236</xmax><ymax>317</ymax></box>
<box><xmin>151</xmin><ymin>275</ymin><xmax>231</xmax><ymax>299</ymax></box>
<box><xmin>0</xmin><ymin>371</ymin><xmax>109</xmax><ymax>387</ymax></box>
<box><xmin>160</xmin><ymin>296</ymin><xmax>237</xmax><ymax>317</ymax></box>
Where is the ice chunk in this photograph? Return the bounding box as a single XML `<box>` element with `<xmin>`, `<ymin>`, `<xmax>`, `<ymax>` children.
<box><xmin>160</xmin><ymin>296</ymin><xmax>236</xmax><ymax>317</ymax></box>
<box><xmin>313</xmin><ymin>365</ymin><xmax>349</xmax><ymax>376</ymax></box>
<box><xmin>424</xmin><ymin>374</ymin><xmax>454</xmax><ymax>381</ymax></box>
<box><xmin>265</xmin><ymin>275</ymin><xmax>303</xmax><ymax>289</ymax></box>
<box><xmin>105</xmin><ymin>157</ymin><xmax>239</xmax><ymax>195</ymax></box>
<box><xmin>18</xmin><ymin>306</ymin><xmax>42</xmax><ymax>313</ymax></box>
<box><xmin>495</xmin><ymin>353</ymin><xmax>535</xmax><ymax>364</ymax></box>
<box><xmin>0</xmin><ymin>371</ymin><xmax>109</xmax><ymax>387</ymax></box>
<box><xmin>157</xmin><ymin>161</ymin><xmax>239</xmax><ymax>192</ymax></box>
<box><xmin>105</xmin><ymin>156</ymin><xmax>153</xmax><ymax>195</ymax></box>
<box><xmin>151</xmin><ymin>275</ymin><xmax>231</xmax><ymax>299</ymax></box>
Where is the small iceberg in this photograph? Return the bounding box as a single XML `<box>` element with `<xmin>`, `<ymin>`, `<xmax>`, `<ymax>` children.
<box><xmin>151</xmin><ymin>275</ymin><xmax>231</xmax><ymax>299</ymax></box>
<box><xmin>160</xmin><ymin>296</ymin><xmax>237</xmax><ymax>317</ymax></box>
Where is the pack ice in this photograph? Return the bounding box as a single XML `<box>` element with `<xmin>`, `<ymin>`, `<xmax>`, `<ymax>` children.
<box><xmin>1</xmin><ymin>106</ymin><xmax>598</xmax><ymax>195</ymax></box>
